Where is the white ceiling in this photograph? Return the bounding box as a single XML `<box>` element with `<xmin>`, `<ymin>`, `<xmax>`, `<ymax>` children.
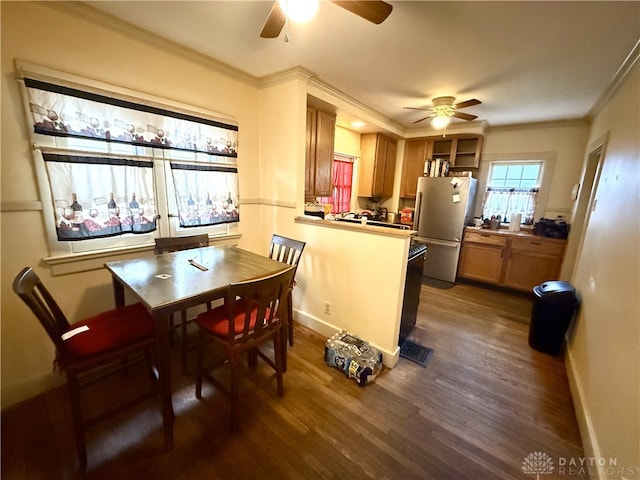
<box><xmin>86</xmin><ymin>1</ymin><xmax>639</xmax><ymax>133</ymax></box>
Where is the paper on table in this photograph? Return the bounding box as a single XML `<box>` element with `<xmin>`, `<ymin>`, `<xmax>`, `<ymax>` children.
<box><xmin>61</xmin><ymin>325</ymin><xmax>89</xmax><ymax>341</ymax></box>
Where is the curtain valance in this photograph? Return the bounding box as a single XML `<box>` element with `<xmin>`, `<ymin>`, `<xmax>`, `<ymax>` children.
<box><xmin>25</xmin><ymin>78</ymin><xmax>238</xmax><ymax>158</ymax></box>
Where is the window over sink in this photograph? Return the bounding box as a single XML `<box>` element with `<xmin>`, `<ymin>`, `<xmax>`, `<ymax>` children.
<box><xmin>481</xmin><ymin>161</ymin><xmax>542</xmax><ymax>224</ymax></box>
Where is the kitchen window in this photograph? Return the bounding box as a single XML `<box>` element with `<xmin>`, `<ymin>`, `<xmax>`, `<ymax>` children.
<box><xmin>17</xmin><ymin>61</ymin><xmax>239</xmax><ymax>264</ymax></box>
<box><xmin>482</xmin><ymin>161</ymin><xmax>542</xmax><ymax>223</ymax></box>
<box><xmin>320</xmin><ymin>154</ymin><xmax>355</xmax><ymax>214</ymax></box>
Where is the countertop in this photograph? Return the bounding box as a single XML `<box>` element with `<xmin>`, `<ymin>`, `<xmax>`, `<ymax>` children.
<box><xmin>464</xmin><ymin>226</ymin><xmax>567</xmax><ymax>243</ymax></box>
<box><xmin>295</xmin><ymin>216</ymin><xmax>417</xmax><ymax>238</ymax></box>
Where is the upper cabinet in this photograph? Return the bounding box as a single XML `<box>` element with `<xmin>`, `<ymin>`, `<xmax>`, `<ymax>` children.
<box><xmin>305</xmin><ymin>106</ymin><xmax>336</xmax><ymax>198</ymax></box>
<box><xmin>400</xmin><ymin>139</ymin><xmax>429</xmax><ymax>198</ymax></box>
<box><xmin>400</xmin><ymin>134</ymin><xmax>484</xmax><ymax>198</ymax></box>
<box><xmin>358</xmin><ymin>132</ymin><xmax>397</xmax><ymax>198</ymax></box>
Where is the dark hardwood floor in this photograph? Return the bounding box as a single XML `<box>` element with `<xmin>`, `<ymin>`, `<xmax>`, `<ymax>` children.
<box><xmin>1</xmin><ymin>281</ymin><xmax>584</xmax><ymax>479</ymax></box>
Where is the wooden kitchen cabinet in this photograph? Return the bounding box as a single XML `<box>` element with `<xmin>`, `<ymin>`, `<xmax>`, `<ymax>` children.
<box><xmin>503</xmin><ymin>237</ymin><xmax>566</xmax><ymax>291</ymax></box>
<box><xmin>458</xmin><ymin>231</ymin><xmax>507</xmax><ymax>284</ymax></box>
<box><xmin>358</xmin><ymin>132</ymin><xmax>397</xmax><ymax>198</ymax></box>
<box><xmin>431</xmin><ymin>134</ymin><xmax>483</xmax><ymax>169</ymax></box>
<box><xmin>305</xmin><ymin>106</ymin><xmax>336</xmax><ymax>198</ymax></box>
<box><xmin>399</xmin><ymin>134</ymin><xmax>483</xmax><ymax>198</ymax></box>
<box><xmin>400</xmin><ymin>139</ymin><xmax>430</xmax><ymax>198</ymax></box>
<box><xmin>458</xmin><ymin>229</ymin><xmax>566</xmax><ymax>292</ymax></box>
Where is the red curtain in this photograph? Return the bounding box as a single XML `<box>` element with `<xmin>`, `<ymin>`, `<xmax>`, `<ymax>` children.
<box><xmin>320</xmin><ymin>159</ymin><xmax>353</xmax><ymax>213</ymax></box>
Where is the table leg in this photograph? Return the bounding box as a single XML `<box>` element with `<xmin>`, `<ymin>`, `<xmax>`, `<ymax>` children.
<box><xmin>154</xmin><ymin>311</ymin><xmax>175</xmax><ymax>450</ymax></box>
<box><xmin>112</xmin><ymin>277</ymin><xmax>125</xmax><ymax>308</ymax></box>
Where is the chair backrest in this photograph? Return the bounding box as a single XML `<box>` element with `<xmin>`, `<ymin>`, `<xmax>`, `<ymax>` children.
<box><xmin>12</xmin><ymin>267</ymin><xmax>70</xmax><ymax>352</ymax></box>
<box><xmin>154</xmin><ymin>234</ymin><xmax>209</xmax><ymax>254</ymax></box>
<box><xmin>268</xmin><ymin>234</ymin><xmax>306</xmax><ymax>268</ymax></box>
<box><xmin>225</xmin><ymin>266</ymin><xmax>296</xmax><ymax>345</ymax></box>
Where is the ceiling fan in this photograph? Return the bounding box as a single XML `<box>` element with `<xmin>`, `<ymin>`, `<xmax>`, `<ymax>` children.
<box><xmin>260</xmin><ymin>0</ymin><xmax>393</xmax><ymax>39</ymax></box>
<box><xmin>404</xmin><ymin>96</ymin><xmax>482</xmax><ymax>128</ymax></box>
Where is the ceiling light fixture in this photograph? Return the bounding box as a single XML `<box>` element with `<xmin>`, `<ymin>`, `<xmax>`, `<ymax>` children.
<box><xmin>278</xmin><ymin>0</ymin><xmax>319</xmax><ymax>22</ymax></box>
<box><xmin>431</xmin><ymin>100</ymin><xmax>455</xmax><ymax>129</ymax></box>
<box><xmin>350</xmin><ymin>120</ymin><xmax>366</xmax><ymax>128</ymax></box>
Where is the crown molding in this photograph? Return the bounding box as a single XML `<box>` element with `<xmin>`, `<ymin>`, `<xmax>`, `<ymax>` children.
<box><xmin>486</xmin><ymin>118</ymin><xmax>590</xmax><ymax>133</ymax></box>
<box><xmin>258</xmin><ymin>66</ymin><xmax>315</xmax><ymax>88</ymax></box>
<box><xmin>589</xmin><ymin>38</ymin><xmax>640</xmax><ymax>120</ymax></box>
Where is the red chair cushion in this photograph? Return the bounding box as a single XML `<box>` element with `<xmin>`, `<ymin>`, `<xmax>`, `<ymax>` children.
<box><xmin>196</xmin><ymin>299</ymin><xmax>276</xmax><ymax>339</ymax></box>
<box><xmin>58</xmin><ymin>303</ymin><xmax>155</xmax><ymax>367</ymax></box>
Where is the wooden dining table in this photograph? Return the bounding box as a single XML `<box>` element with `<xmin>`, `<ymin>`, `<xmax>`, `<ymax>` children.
<box><xmin>104</xmin><ymin>245</ymin><xmax>292</xmax><ymax>449</ymax></box>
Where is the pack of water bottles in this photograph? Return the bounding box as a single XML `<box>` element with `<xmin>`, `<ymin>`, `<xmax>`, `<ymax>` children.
<box><xmin>324</xmin><ymin>331</ymin><xmax>383</xmax><ymax>386</ymax></box>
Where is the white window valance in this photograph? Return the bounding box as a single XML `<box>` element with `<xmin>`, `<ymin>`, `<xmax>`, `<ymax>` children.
<box><xmin>24</xmin><ymin>78</ymin><xmax>238</xmax><ymax>158</ymax></box>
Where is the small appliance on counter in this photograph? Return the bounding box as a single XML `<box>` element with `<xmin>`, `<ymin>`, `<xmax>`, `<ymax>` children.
<box><xmin>304</xmin><ymin>203</ymin><xmax>325</xmax><ymax>219</ymax></box>
<box><xmin>400</xmin><ymin>208</ymin><xmax>414</xmax><ymax>225</ymax></box>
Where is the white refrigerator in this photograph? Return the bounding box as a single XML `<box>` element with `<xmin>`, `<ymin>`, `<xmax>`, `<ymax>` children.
<box><xmin>413</xmin><ymin>176</ymin><xmax>478</xmax><ymax>283</ymax></box>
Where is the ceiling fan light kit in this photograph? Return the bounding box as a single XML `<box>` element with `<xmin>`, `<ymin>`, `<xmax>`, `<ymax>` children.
<box><xmin>260</xmin><ymin>0</ymin><xmax>393</xmax><ymax>39</ymax></box>
<box><xmin>278</xmin><ymin>0</ymin><xmax>319</xmax><ymax>23</ymax></box>
<box><xmin>431</xmin><ymin>114</ymin><xmax>451</xmax><ymax>130</ymax></box>
<box><xmin>404</xmin><ymin>96</ymin><xmax>482</xmax><ymax>129</ymax></box>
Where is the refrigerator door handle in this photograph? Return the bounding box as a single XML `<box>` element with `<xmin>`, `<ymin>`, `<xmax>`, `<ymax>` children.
<box><xmin>422</xmin><ymin>237</ymin><xmax>460</xmax><ymax>248</ymax></box>
<box><xmin>414</xmin><ymin>191</ymin><xmax>422</xmax><ymax>231</ymax></box>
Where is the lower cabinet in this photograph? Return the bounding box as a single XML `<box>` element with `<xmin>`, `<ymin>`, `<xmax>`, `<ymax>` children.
<box><xmin>458</xmin><ymin>230</ymin><xmax>566</xmax><ymax>292</ymax></box>
<box><xmin>503</xmin><ymin>237</ymin><xmax>566</xmax><ymax>290</ymax></box>
<box><xmin>457</xmin><ymin>233</ymin><xmax>506</xmax><ymax>284</ymax></box>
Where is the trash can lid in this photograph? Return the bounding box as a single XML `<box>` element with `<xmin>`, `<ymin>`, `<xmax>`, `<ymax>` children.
<box><xmin>533</xmin><ymin>281</ymin><xmax>579</xmax><ymax>305</ymax></box>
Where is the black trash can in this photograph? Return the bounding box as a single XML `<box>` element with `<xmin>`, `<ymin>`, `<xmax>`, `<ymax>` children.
<box><xmin>529</xmin><ymin>281</ymin><xmax>580</xmax><ymax>355</ymax></box>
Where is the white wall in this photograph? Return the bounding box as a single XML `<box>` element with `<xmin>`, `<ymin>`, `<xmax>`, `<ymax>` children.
<box><xmin>565</xmin><ymin>63</ymin><xmax>640</xmax><ymax>477</ymax></box>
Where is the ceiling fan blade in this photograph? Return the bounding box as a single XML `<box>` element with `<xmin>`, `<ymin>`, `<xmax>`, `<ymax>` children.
<box><xmin>260</xmin><ymin>1</ymin><xmax>286</xmax><ymax>38</ymax></box>
<box><xmin>453</xmin><ymin>111</ymin><xmax>478</xmax><ymax>121</ymax></box>
<box><xmin>403</xmin><ymin>107</ymin><xmax>432</xmax><ymax>111</ymax></box>
<box><xmin>454</xmin><ymin>98</ymin><xmax>482</xmax><ymax>109</ymax></box>
<box><xmin>413</xmin><ymin>115</ymin><xmax>434</xmax><ymax>124</ymax></box>
<box><xmin>332</xmin><ymin>1</ymin><xmax>393</xmax><ymax>24</ymax></box>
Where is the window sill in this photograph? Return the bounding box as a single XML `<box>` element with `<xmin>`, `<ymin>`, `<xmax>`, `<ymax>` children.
<box><xmin>43</xmin><ymin>233</ymin><xmax>241</xmax><ymax>276</ymax></box>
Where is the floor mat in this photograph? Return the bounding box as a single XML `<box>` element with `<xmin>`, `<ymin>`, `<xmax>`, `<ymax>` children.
<box><xmin>399</xmin><ymin>339</ymin><xmax>434</xmax><ymax>367</ymax></box>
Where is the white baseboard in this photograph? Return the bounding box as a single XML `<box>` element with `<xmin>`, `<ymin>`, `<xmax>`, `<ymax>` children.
<box><xmin>565</xmin><ymin>346</ymin><xmax>603</xmax><ymax>479</ymax></box>
<box><xmin>294</xmin><ymin>309</ymin><xmax>400</xmax><ymax>368</ymax></box>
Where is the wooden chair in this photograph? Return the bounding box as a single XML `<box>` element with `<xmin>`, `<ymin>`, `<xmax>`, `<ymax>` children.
<box><xmin>268</xmin><ymin>234</ymin><xmax>306</xmax><ymax>347</ymax></box>
<box><xmin>154</xmin><ymin>234</ymin><xmax>209</xmax><ymax>374</ymax></box>
<box><xmin>194</xmin><ymin>266</ymin><xmax>296</xmax><ymax>432</ymax></box>
<box><xmin>12</xmin><ymin>267</ymin><xmax>160</xmax><ymax>470</ymax></box>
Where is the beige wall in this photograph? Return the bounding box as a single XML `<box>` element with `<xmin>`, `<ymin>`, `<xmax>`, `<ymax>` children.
<box><xmin>480</xmin><ymin>121</ymin><xmax>590</xmax><ymax>220</ymax></box>
<box><xmin>0</xmin><ymin>2</ymin><xmax>263</xmax><ymax>407</ymax></box>
<box><xmin>3</xmin><ymin>9</ymin><xmax>638</xmax><ymax>474</ymax></box>
<box><xmin>566</xmin><ymin>63</ymin><xmax>640</xmax><ymax>477</ymax></box>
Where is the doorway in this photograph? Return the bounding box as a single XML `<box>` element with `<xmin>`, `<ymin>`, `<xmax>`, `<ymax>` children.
<box><xmin>560</xmin><ymin>135</ymin><xmax>607</xmax><ymax>281</ymax></box>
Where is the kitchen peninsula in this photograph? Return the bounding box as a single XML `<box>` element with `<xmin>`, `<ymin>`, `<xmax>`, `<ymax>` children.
<box><xmin>294</xmin><ymin>216</ymin><xmax>418</xmax><ymax>367</ymax></box>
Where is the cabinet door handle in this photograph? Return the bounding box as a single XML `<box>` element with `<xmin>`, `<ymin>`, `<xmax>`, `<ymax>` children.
<box><xmin>529</xmin><ymin>241</ymin><xmax>542</xmax><ymax>245</ymax></box>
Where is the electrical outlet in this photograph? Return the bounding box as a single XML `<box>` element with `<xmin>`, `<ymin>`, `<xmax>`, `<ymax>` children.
<box><xmin>324</xmin><ymin>301</ymin><xmax>331</xmax><ymax>315</ymax></box>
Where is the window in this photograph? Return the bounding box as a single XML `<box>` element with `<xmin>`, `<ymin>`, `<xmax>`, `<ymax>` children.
<box><xmin>482</xmin><ymin>162</ymin><xmax>542</xmax><ymax>223</ymax></box>
<box><xmin>319</xmin><ymin>154</ymin><xmax>355</xmax><ymax>214</ymax></box>
<box><xmin>18</xmin><ymin>61</ymin><xmax>239</xmax><ymax>260</ymax></box>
